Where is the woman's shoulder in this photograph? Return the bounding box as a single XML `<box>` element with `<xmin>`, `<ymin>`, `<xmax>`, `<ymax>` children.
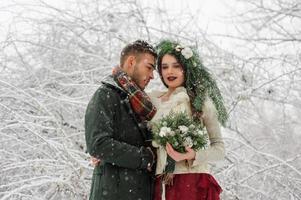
<box><xmin>170</xmin><ymin>86</ymin><xmax>190</xmax><ymax>102</ymax></box>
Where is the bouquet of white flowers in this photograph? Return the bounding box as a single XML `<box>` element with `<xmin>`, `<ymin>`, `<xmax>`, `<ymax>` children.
<box><xmin>152</xmin><ymin>112</ymin><xmax>208</xmax><ymax>153</ymax></box>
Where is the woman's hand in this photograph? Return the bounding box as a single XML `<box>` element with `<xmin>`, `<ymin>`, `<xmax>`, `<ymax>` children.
<box><xmin>165</xmin><ymin>143</ymin><xmax>196</xmax><ymax>162</ymax></box>
<box><xmin>90</xmin><ymin>156</ymin><xmax>101</xmax><ymax>166</ymax></box>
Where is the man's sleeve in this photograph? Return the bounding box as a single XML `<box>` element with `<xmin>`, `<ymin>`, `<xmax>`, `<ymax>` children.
<box><xmin>85</xmin><ymin>87</ymin><xmax>153</xmax><ymax>170</ymax></box>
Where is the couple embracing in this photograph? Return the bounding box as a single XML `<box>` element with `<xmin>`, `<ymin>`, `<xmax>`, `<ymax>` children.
<box><xmin>85</xmin><ymin>39</ymin><xmax>228</xmax><ymax>200</ymax></box>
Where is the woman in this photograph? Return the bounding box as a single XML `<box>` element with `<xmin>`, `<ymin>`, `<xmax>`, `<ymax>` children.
<box><xmin>149</xmin><ymin>39</ymin><xmax>228</xmax><ymax>200</ymax></box>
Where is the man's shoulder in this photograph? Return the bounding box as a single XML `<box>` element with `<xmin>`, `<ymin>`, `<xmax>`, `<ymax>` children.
<box><xmin>87</xmin><ymin>84</ymin><xmax>121</xmax><ymax>111</ymax></box>
<box><xmin>93</xmin><ymin>84</ymin><xmax>120</xmax><ymax>100</ymax></box>
<box><xmin>95</xmin><ymin>83</ymin><xmax>114</xmax><ymax>93</ymax></box>
<box><xmin>96</xmin><ymin>75</ymin><xmax>127</xmax><ymax>95</ymax></box>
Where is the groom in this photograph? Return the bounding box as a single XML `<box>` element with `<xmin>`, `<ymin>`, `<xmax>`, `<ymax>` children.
<box><xmin>85</xmin><ymin>40</ymin><xmax>157</xmax><ymax>200</ymax></box>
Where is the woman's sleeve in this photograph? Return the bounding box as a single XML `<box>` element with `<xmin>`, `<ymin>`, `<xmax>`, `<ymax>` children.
<box><xmin>192</xmin><ymin>97</ymin><xmax>225</xmax><ymax>166</ymax></box>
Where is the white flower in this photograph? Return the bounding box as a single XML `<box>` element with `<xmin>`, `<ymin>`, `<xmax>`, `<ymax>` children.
<box><xmin>159</xmin><ymin>126</ymin><xmax>168</xmax><ymax>137</ymax></box>
<box><xmin>178</xmin><ymin>125</ymin><xmax>189</xmax><ymax>134</ymax></box>
<box><xmin>175</xmin><ymin>45</ymin><xmax>182</xmax><ymax>52</ymax></box>
<box><xmin>159</xmin><ymin>130</ymin><xmax>166</xmax><ymax>137</ymax></box>
<box><xmin>169</xmin><ymin>131</ymin><xmax>175</xmax><ymax>136</ymax></box>
<box><xmin>189</xmin><ymin>124</ymin><xmax>195</xmax><ymax>129</ymax></box>
<box><xmin>162</xmin><ymin>121</ymin><xmax>167</xmax><ymax>126</ymax></box>
<box><xmin>159</xmin><ymin>127</ymin><xmax>172</xmax><ymax>137</ymax></box>
<box><xmin>166</xmin><ymin>127</ymin><xmax>172</xmax><ymax>133</ymax></box>
<box><xmin>161</xmin><ymin>127</ymin><xmax>168</xmax><ymax>132</ymax></box>
<box><xmin>181</xmin><ymin>47</ymin><xmax>193</xmax><ymax>59</ymax></box>
<box><xmin>193</xmin><ymin>129</ymin><xmax>203</xmax><ymax>136</ymax></box>
<box><xmin>183</xmin><ymin>137</ymin><xmax>193</xmax><ymax>148</ymax></box>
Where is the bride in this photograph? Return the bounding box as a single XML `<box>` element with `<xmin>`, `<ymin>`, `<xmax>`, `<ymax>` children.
<box><xmin>149</xmin><ymin>39</ymin><xmax>228</xmax><ymax>200</ymax></box>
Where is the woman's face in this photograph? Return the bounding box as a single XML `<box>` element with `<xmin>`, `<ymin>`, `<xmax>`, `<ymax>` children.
<box><xmin>161</xmin><ymin>54</ymin><xmax>185</xmax><ymax>89</ymax></box>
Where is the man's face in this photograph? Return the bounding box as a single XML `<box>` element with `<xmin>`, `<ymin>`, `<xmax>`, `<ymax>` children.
<box><xmin>130</xmin><ymin>53</ymin><xmax>155</xmax><ymax>90</ymax></box>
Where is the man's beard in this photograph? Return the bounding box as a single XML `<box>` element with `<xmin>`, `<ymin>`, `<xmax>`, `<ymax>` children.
<box><xmin>131</xmin><ymin>66</ymin><xmax>144</xmax><ymax>90</ymax></box>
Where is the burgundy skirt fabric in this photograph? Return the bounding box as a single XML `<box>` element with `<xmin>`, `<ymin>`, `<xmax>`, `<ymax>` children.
<box><xmin>154</xmin><ymin>173</ymin><xmax>222</xmax><ymax>200</ymax></box>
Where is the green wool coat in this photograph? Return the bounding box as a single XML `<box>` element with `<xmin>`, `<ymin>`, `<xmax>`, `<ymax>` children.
<box><xmin>85</xmin><ymin>75</ymin><xmax>155</xmax><ymax>200</ymax></box>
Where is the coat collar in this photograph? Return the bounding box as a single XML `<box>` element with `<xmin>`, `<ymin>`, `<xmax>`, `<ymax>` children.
<box><xmin>101</xmin><ymin>75</ymin><xmax>126</xmax><ymax>94</ymax></box>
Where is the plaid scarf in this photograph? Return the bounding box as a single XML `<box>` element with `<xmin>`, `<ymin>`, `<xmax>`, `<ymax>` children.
<box><xmin>112</xmin><ymin>66</ymin><xmax>157</xmax><ymax>121</ymax></box>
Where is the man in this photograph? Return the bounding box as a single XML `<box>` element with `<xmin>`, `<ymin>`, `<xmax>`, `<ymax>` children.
<box><xmin>85</xmin><ymin>40</ymin><xmax>157</xmax><ymax>200</ymax></box>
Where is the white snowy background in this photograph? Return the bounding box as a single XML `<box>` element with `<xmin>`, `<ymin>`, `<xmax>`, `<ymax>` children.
<box><xmin>0</xmin><ymin>0</ymin><xmax>301</xmax><ymax>199</ymax></box>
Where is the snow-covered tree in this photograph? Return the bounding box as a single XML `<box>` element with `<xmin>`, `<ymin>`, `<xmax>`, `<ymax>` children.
<box><xmin>0</xmin><ymin>0</ymin><xmax>300</xmax><ymax>199</ymax></box>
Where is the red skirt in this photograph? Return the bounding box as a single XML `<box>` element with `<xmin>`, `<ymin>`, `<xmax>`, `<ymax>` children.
<box><xmin>154</xmin><ymin>173</ymin><xmax>222</xmax><ymax>200</ymax></box>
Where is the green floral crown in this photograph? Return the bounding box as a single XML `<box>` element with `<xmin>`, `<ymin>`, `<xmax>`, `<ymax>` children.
<box><xmin>156</xmin><ymin>40</ymin><xmax>228</xmax><ymax>126</ymax></box>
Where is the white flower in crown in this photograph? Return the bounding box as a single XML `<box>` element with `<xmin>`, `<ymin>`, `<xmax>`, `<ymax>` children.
<box><xmin>181</xmin><ymin>47</ymin><xmax>193</xmax><ymax>59</ymax></box>
<box><xmin>175</xmin><ymin>45</ymin><xmax>182</xmax><ymax>52</ymax></box>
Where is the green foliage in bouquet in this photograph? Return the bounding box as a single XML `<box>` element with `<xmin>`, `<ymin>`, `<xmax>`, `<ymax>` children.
<box><xmin>152</xmin><ymin>112</ymin><xmax>208</xmax><ymax>153</ymax></box>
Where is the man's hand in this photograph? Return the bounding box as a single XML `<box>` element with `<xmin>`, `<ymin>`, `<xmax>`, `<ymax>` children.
<box><xmin>90</xmin><ymin>156</ymin><xmax>101</xmax><ymax>167</ymax></box>
<box><xmin>146</xmin><ymin>147</ymin><xmax>156</xmax><ymax>172</ymax></box>
<box><xmin>165</xmin><ymin>143</ymin><xmax>196</xmax><ymax>162</ymax></box>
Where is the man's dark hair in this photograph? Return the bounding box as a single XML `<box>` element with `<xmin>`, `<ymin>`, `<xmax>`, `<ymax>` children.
<box><xmin>120</xmin><ymin>40</ymin><xmax>157</xmax><ymax>67</ymax></box>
